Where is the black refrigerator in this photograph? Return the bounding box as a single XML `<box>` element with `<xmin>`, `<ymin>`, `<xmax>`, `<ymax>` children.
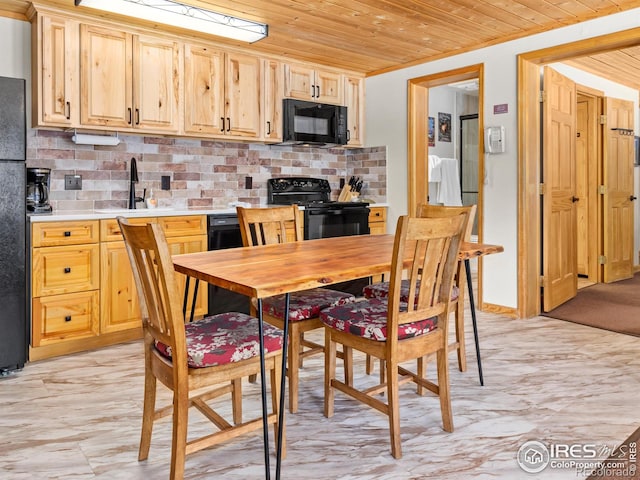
<box><xmin>0</xmin><ymin>76</ymin><xmax>27</xmax><ymax>372</ymax></box>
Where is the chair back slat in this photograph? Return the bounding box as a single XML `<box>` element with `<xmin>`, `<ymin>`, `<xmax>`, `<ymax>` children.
<box><xmin>117</xmin><ymin>217</ymin><xmax>186</xmax><ymax>361</ymax></box>
<box><xmin>388</xmin><ymin>216</ymin><xmax>464</xmax><ymax>333</ymax></box>
<box><xmin>237</xmin><ymin>205</ymin><xmax>303</xmax><ymax>246</ymax></box>
<box><xmin>417</xmin><ymin>204</ymin><xmax>477</xmax><ymax>241</ymax></box>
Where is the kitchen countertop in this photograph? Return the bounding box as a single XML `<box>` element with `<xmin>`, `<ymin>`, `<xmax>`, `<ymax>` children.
<box><xmin>28</xmin><ymin>203</ymin><xmax>388</xmax><ymax>222</ymax></box>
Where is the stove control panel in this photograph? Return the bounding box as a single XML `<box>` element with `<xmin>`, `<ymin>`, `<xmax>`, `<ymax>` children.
<box><xmin>268</xmin><ymin>177</ymin><xmax>331</xmax><ymax>192</ymax></box>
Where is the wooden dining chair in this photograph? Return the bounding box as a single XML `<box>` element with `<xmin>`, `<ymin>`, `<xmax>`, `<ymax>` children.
<box><xmin>321</xmin><ymin>214</ymin><xmax>465</xmax><ymax>459</ymax></box>
<box><xmin>117</xmin><ymin>217</ymin><xmax>284</xmax><ymax>480</ymax></box>
<box><xmin>236</xmin><ymin>205</ymin><xmax>356</xmax><ymax>413</ymax></box>
<box><xmin>362</xmin><ymin>204</ymin><xmax>477</xmax><ymax>374</ymax></box>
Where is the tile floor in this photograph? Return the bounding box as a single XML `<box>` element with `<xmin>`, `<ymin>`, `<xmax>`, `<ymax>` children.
<box><xmin>2</xmin><ymin>306</ymin><xmax>640</xmax><ymax>480</ymax></box>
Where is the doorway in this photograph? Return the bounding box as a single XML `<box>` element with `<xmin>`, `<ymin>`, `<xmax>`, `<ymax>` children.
<box><xmin>518</xmin><ymin>29</ymin><xmax>640</xmax><ymax>318</ymax></box>
<box><xmin>408</xmin><ymin>63</ymin><xmax>485</xmax><ymax>301</ymax></box>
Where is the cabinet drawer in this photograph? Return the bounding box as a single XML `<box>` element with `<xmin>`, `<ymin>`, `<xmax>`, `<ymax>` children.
<box><xmin>100</xmin><ymin>217</ymin><xmax>155</xmax><ymax>242</ymax></box>
<box><xmin>157</xmin><ymin>215</ymin><xmax>206</xmax><ymax>237</ymax></box>
<box><xmin>32</xmin><ymin>221</ymin><xmax>99</xmax><ymax>247</ymax></box>
<box><xmin>368</xmin><ymin>207</ymin><xmax>386</xmax><ymax>223</ymax></box>
<box><xmin>32</xmin><ymin>290</ymin><xmax>99</xmax><ymax>346</ymax></box>
<box><xmin>32</xmin><ymin>244</ymin><xmax>100</xmax><ymax>297</ymax></box>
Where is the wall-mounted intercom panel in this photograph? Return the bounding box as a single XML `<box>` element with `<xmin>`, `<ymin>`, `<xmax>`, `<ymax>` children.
<box><xmin>485</xmin><ymin>126</ymin><xmax>505</xmax><ymax>153</ymax></box>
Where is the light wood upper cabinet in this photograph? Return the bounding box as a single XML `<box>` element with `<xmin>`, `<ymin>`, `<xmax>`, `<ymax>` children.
<box><xmin>344</xmin><ymin>75</ymin><xmax>365</xmax><ymax>147</ymax></box>
<box><xmin>262</xmin><ymin>59</ymin><xmax>284</xmax><ymax>141</ymax></box>
<box><xmin>31</xmin><ymin>12</ymin><xmax>79</xmax><ymax>127</ymax></box>
<box><xmin>184</xmin><ymin>44</ymin><xmax>261</xmax><ymax>138</ymax></box>
<box><xmin>284</xmin><ymin>63</ymin><xmax>343</xmax><ymax>105</ymax></box>
<box><xmin>80</xmin><ymin>24</ymin><xmax>180</xmax><ymax>132</ymax></box>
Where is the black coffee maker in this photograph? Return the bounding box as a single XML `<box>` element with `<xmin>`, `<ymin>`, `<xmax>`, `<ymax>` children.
<box><xmin>26</xmin><ymin>167</ymin><xmax>53</xmax><ymax>213</ymax></box>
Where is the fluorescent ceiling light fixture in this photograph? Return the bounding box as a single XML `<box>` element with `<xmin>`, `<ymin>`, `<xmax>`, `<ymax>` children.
<box><xmin>72</xmin><ymin>132</ymin><xmax>121</xmax><ymax>146</ymax></box>
<box><xmin>75</xmin><ymin>0</ymin><xmax>268</xmax><ymax>43</ymax></box>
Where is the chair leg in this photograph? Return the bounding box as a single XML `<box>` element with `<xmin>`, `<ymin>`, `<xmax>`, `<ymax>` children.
<box><xmin>386</xmin><ymin>359</ymin><xmax>402</xmax><ymax>459</ymax></box>
<box><xmin>231</xmin><ymin>378</ymin><xmax>242</xmax><ymax>425</ymax></box>
<box><xmin>271</xmin><ymin>356</ymin><xmax>286</xmax><ymax>459</ymax></box>
<box><xmin>343</xmin><ymin>345</ymin><xmax>353</xmax><ymax>386</ymax></box>
<box><xmin>288</xmin><ymin>327</ymin><xmax>301</xmax><ymax>413</ymax></box>
<box><xmin>456</xmin><ymin>270</ymin><xmax>467</xmax><ymax>372</ymax></box>
<box><xmin>138</xmin><ymin>361</ymin><xmax>156</xmax><ymax>461</ymax></box>
<box><xmin>170</xmin><ymin>389</ymin><xmax>189</xmax><ymax>480</ymax></box>
<box><xmin>416</xmin><ymin>355</ymin><xmax>427</xmax><ymax>396</ymax></box>
<box><xmin>365</xmin><ymin>353</ymin><xmax>375</xmax><ymax>375</ymax></box>
<box><xmin>323</xmin><ymin>330</ymin><xmax>336</xmax><ymax>418</ymax></box>
<box><xmin>436</xmin><ymin>347</ymin><xmax>454</xmax><ymax>433</ymax></box>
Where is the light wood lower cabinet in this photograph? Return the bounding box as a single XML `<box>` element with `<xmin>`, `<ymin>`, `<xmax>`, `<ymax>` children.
<box><xmin>30</xmin><ymin>215</ymin><xmax>208</xmax><ymax>361</ymax></box>
<box><xmin>368</xmin><ymin>206</ymin><xmax>387</xmax><ymax>235</ymax></box>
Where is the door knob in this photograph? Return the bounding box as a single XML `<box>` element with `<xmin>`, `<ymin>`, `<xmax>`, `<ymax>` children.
<box><xmin>571</xmin><ymin>196</ymin><xmax>579</xmax><ymax>202</ymax></box>
<box><xmin>631</xmin><ymin>195</ymin><xmax>638</xmax><ymax>201</ymax></box>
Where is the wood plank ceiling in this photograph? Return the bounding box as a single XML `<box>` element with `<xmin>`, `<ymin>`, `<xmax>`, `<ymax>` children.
<box><xmin>3</xmin><ymin>0</ymin><xmax>640</xmax><ymax>87</ymax></box>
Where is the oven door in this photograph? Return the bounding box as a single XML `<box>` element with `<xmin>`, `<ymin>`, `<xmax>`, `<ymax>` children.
<box><xmin>304</xmin><ymin>205</ymin><xmax>370</xmax><ymax>240</ymax></box>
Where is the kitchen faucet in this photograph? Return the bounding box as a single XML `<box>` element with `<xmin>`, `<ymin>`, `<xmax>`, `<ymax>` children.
<box><xmin>128</xmin><ymin>157</ymin><xmax>146</xmax><ymax>209</ymax></box>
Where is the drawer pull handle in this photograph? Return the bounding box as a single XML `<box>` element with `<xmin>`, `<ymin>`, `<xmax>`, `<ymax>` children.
<box><xmin>64</xmin><ymin>316</ymin><xmax>72</xmax><ymax>322</ymax></box>
<box><xmin>64</xmin><ymin>267</ymin><xmax>71</xmax><ymax>273</ymax></box>
<box><xmin>64</xmin><ymin>231</ymin><xmax>71</xmax><ymax>237</ymax></box>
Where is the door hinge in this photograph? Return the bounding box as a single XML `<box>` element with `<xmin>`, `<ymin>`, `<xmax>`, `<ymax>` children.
<box><xmin>539</xmin><ymin>91</ymin><xmax>545</xmax><ymax>103</ymax></box>
<box><xmin>540</xmin><ymin>275</ymin><xmax>545</xmax><ymax>285</ymax></box>
<box><xmin>598</xmin><ymin>255</ymin><xmax>607</xmax><ymax>265</ymax></box>
<box><xmin>539</xmin><ymin>183</ymin><xmax>545</xmax><ymax>195</ymax></box>
<box><xmin>599</xmin><ymin>185</ymin><xmax>607</xmax><ymax>194</ymax></box>
<box><xmin>600</xmin><ymin>115</ymin><xmax>607</xmax><ymax>125</ymax></box>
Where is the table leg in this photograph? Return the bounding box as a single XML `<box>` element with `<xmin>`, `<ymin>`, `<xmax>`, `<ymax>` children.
<box><xmin>464</xmin><ymin>259</ymin><xmax>484</xmax><ymax>386</ymax></box>
<box><xmin>182</xmin><ymin>276</ymin><xmax>190</xmax><ymax>321</ymax></box>
<box><xmin>257</xmin><ymin>299</ymin><xmax>271</xmax><ymax>480</ymax></box>
<box><xmin>189</xmin><ymin>279</ymin><xmax>199</xmax><ymax>323</ymax></box>
<box><xmin>275</xmin><ymin>293</ymin><xmax>290</xmax><ymax>480</ymax></box>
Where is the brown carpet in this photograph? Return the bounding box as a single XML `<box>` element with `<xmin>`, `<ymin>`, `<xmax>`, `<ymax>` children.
<box><xmin>587</xmin><ymin>424</ymin><xmax>640</xmax><ymax>479</ymax></box>
<box><xmin>543</xmin><ymin>273</ymin><xmax>640</xmax><ymax>337</ymax></box>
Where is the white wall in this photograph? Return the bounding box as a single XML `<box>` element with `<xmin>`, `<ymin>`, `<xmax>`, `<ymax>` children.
<box><xmin>428</xmin><ymin>86</ymin><xmax>456</xmax><ymax>159</ymax></box>
<box><xmin>365</xmin><ymin>8</ymin><xmax>640</xmax><ymax>310</ymax></box>
<box><xmin>0</xmin><ymin>17</ymin><xmax>31</xmax><ymax>116</ymax></box>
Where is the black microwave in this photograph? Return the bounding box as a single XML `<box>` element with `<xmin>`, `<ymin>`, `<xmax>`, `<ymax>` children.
<box><xmin>282</xmin><ymin>99</ymin><xmax>348</xmax><ymax>146</ymax></box>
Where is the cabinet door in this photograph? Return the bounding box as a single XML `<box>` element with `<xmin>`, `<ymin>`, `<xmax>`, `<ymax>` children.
<box><xmin>315</xmin><ymin>69</ymin><xmax>343</xmax><ymax>105</ymax></box>
<box><xmin>262</xmin><ymin>59</ymin><xmax>283</xmax><ymax>141</ymax></box>
<box><xmin>166</xmin><ymin>235</ymin><xmax>208</xmax><ymax>319</ymax></box>
<box><xmin>100</xmin><ymin>242</ymin><xmax>142</xmax><ymax>334</ymax></box>
<box><xmin>184</xmin><ymin>44</ymin><xmax>225</xmax><ymax>134</ymax></box>
<box><xmin>344</xmin><ymin>75</ymin><xmax>364</xmax><ymax>146</ymax></box>
<box><xmin>38</xmin><ymin>14</ymin><xmax>78</xmax><ymax>126</ymax></box>
<box><xmin>80</xmin><ymin>24</ymin><xmax>133</xmax><ymax>128</ymax></box>
<box><xmin>133</xmin><ymin>34</ymin><xmax>180</xmax><ymax>132</ymax></box>
<box><xmin>225</xmin><ymin>52</ymin><xmax>261</xmax><ymax>138</ymax></box>
<box><xmin>284</xmin><ymin>63</ymin><xmax>314</xmax><ymax>101</ymax></box>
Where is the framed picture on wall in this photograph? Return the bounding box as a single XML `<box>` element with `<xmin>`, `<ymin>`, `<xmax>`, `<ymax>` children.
<box><xmin>428</xmin><ymin>117</ymin><xmax>435</xmax><ymax>146</ymax></box>
<box><xmin>438</xmin><ymin>112</ymin><xmax>451</xmax><ymax>142</ymax></box>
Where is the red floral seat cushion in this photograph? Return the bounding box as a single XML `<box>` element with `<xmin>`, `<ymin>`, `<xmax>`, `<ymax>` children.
<box><xmin>363</xmin><ymin>281</ymin><xmax>459</xmax><ymax>305</ymax></box>
<box><xmin>155</xmin><ymin>312</ymin><xmax>283</xmax><ymax>368</ymax></box>
<box><xmin>263</xmin><ymin>288</ymin><xmax>356</xmax><ymax>322</ymax></box>
<box><xmin>320</xmin><ymin>298</ymin><xmax>438</xmax><ymax>342</ymax></box>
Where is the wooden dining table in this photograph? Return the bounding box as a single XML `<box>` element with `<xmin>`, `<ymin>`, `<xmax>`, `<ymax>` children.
<box><xmin>173</xmin><ymin>233</ymin><xmax>503</xmax><ymax>479</ymax></box>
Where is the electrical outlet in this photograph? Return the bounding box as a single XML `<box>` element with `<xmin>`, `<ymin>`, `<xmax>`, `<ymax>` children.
<box><xmin>161</xmin><ymin>175</ymin><xmax>171</xmax><ymax>190</ymax></box>
<box><xmin>245</xmin><ymin>176</ymin><xmax>253</xmax><ymax>189</ymax></box>
<box><xmin>65</xmin><ymin>174</ymin><xmax>82</xmax><ymax>190</ymax></box>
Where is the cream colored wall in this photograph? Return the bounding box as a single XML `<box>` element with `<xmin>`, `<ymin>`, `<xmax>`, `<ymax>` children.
<box><xmin>0</xmin><ymin>17</ymin><xmax>31</xmax><ymax>123</ymax></box>
<box><xmin>365</xmin><ymin>8</ymin><xmax>640</xmax><ymax>310</ymax></box>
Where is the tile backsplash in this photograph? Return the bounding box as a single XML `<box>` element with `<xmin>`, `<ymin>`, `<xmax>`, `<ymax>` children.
<box><xmin>26</xmin><ymin>129</ymin><xmax>387</xmax><ymax>211</ymax></box>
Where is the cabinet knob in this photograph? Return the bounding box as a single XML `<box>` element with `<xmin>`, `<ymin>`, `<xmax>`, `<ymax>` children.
<box><xmin>64</xmin><ymin>316</ymin><xmax>72</xmax><ymax>322</ymax></box>
<box><xmin>64</xmin><ymin>231</ymin><xmax>71</xmax><ymax>237</ymax></box>
<box><xmin>64</xmin><ymin>267</ymin><xmax>71</xmax><ymax>274</ymax></box>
